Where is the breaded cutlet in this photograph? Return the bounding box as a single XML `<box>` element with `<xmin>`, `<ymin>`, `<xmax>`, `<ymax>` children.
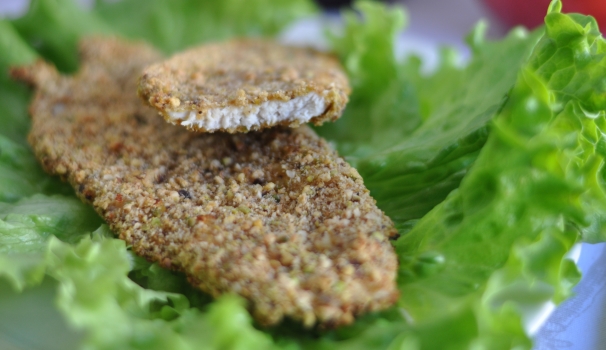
<box><xmin>12</xmin><ymin>37</ymin><xmax>398</xmax><ymax>327</ymax></box>
<box><xmin>138</xmin><ymin>39</ymin><xmax>350</xmax><ymax>133</ymax></box>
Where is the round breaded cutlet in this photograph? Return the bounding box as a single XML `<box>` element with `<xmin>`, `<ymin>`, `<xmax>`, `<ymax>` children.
<box><xmin>137</xmin><ymin>39</ymin><xmax>351</xmax><ymax>133</ymax></box>
<box><xmin>12</xmin><ymin>37</ymin><xmax>398</xmax><ymax>328</ymax></box>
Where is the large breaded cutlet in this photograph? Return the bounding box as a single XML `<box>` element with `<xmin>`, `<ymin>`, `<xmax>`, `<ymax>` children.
<box><xmin>12</xmin><ymin>37</ymin><xmax>398</xmax><ymax>327</ymax></box>
<box><xmin>138</xmin><ymin>39</ymin><xmax>350</xmax><ymax>133</ymax></box>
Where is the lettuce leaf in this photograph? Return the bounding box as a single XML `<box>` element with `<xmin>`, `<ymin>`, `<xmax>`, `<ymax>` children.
<box><xmin>0</xmin><ymin>193</ymin><xmax>103</xmax><ymax>290</ymax></box>
<box><xmin>319</xmin><ymin>2</ymin><xmax>543</xmax><ymax>228</ymax></box>
<box><xmin>2</xmin><ymin>0</ymin><xmax>606</xmax><ymax>349</ymax></box>
<box><xmin>94</xmin><ymin>0</ymin><xmax>318</xmax><ymax>54</ymax></box>
<box><xmin>0</xmin><ymin>20</ymin><xmax>72</xmax><ymax>201</ymax></box>
<box><xmin>0</xmin><ymin>20</ymin><xmax>37</xmax><ymax>145</ymax></box>
<box><xmin>45</xmin><ymin>228</ymin><xmax>275</xmax><ymax>350</ymax></box>
<box><xmin>313</xmin><ymin>2</ymin><xmax>604</xmax><ymax>348</ymax></box>
<box><xmin>12</xmin><ymin>0</ymin><xmax>113</xmax><ymax>72</ymax></box>
<box><xmin>2</xmin><ymin>225</ymin><xmax>276</xmax><ymax>350</ymax></box>
<box><xmin>319</xmin><ymin>1</ymin><xmax>409</xmax><ymax>148</ymax></box>
<box><xmin>0</xmin><ymin>135</ymin><xmax>74</xmax><ymax>202</ymax></box>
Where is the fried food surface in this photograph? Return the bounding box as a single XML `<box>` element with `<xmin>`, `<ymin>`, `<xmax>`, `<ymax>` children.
<box><xmin>13</xmin><ymin>37</ymin><xmax>398</xmax><ymax>327</ymax></box>
<box><xmin>138</xmin><ymin>39</ymin><xmax>350</xmax><ymax>133</ymax></box>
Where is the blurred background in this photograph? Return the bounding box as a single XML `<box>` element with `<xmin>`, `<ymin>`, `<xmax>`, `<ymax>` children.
<box><xmin>1</xmin><ymin>1</ymin><xmax>606</xmax><ymax>350</ymax></box>
<box><xmin>318</xmin><ymin>0</ymin><xmax>606</xmax><ymax>30</ymax></box>
<box><xmin>4</xmin><ymin>0</ymin><xmax>598</xmax><ymax>72</ymax></box>
<box><xmin>1</xmin><ymin>0</ymin><xmax>604</xmax><ymax>34</ymax></box>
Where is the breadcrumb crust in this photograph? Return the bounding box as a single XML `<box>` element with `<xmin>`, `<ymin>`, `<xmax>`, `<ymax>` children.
<box><xmin>12</xmin><ymin>37</ymin><xmax>398</xmax><ymax>327</ymax></box>
<box><xmin>138</xmin><ymin>39</ymin><xmax>350</xmax><ymax>133</ymax></box>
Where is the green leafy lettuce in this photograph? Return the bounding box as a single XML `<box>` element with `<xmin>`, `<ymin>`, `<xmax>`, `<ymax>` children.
<box><xmin>1</xmin><ymin>0</ymin><xmax>606</xmax><ymax>349</ymax></box>
<box><xmin>319</xmin><ymin>3</ymin><xmax>544</xmax><ymax>228</ymax></box>
<box><xmin>0</xmin><ymin>20</ymin><xmax>71</xmax><ymax>201</ymax></box>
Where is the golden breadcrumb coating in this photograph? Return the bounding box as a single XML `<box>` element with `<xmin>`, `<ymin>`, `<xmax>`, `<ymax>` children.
<box><xmin>12</xmin><ymin>37</ymin><xmax>398</xmax><ymax>327</ymax></box>
<box><xmin>138</xmin><ymin>39</ymin><xmax>350</xmax><ymax>133</ymax></box>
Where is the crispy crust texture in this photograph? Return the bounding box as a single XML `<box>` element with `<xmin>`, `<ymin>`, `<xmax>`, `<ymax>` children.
<box><xmin>12</xmin><ymin>37</ymin><xmax>398</xmax><ymax>327</ymax></box>
<box><xmin>138</xmin><ymin>39</ymin><xmax>351</xmax><ymax>133</ymax></box>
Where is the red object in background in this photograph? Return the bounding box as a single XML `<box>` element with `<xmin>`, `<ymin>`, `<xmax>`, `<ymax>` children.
<box><xmin>482</xmin><ymin>0</ymin><xmax>606</xmax><ymax>30</ymax></box>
